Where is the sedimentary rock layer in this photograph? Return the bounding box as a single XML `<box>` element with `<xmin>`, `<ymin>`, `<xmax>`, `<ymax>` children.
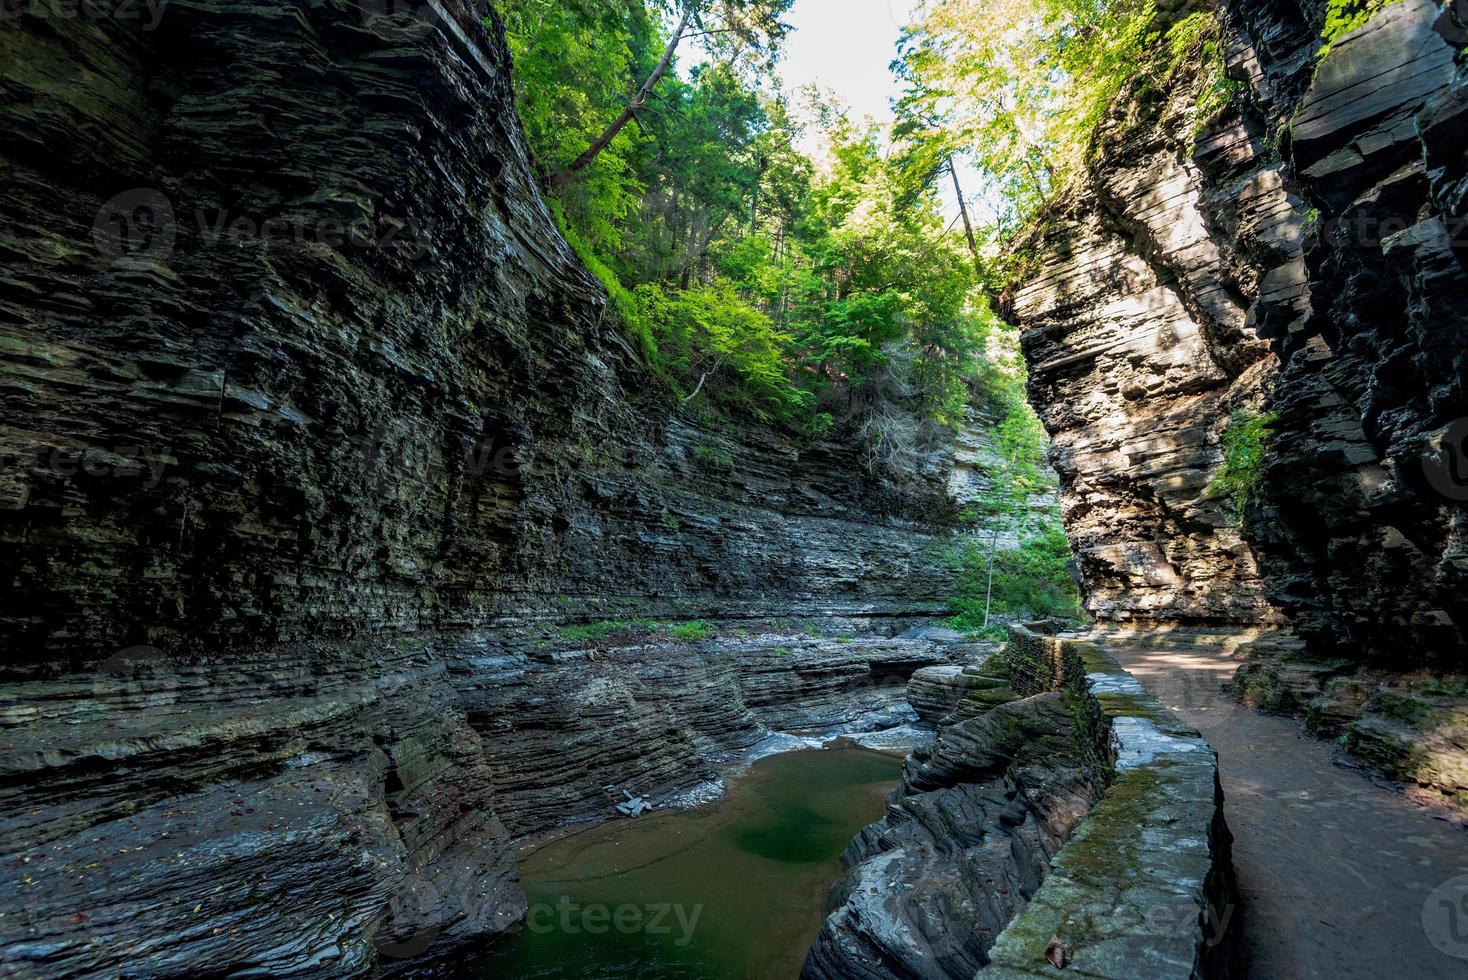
<box><xmin>803</xmin><ymin>677</ymin><xmax>1099</xmax><ymax>979</ymax></box>
<box><xmin>0</xmin><ymin>1</ymin><xmax>980</xmax><ymax>676</ymax></box>
<box><xmin>0</xmin><ymin>3</ymin><xmax>999</xmax><ymax>975</ymax></box>
<box><xmin>0</xmin><ymin>626</ymin><xmax>963</xmax><ymax>976</ymax></box>
<box><xmin>1013</xmin><ymin>0</ymin><xmax>1468</xmax><ymax>671</ymax></box>
<box><xmin>806</xmin><ymin>626</ymin><xmax>1236</xmax><ymax>978</ymax></box>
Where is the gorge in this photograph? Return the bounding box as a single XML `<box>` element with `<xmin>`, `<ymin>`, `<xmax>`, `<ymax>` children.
<box><xmin>2</xmin><ymin>0</ymin><xmax>1468</xmax><ymax>978</ymax></box>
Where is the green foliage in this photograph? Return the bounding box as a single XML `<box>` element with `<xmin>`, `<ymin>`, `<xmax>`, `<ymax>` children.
<box><xmin>559</xmin><ymin>620</ymin><xmax>651</xmax><ymax>642</ymax></box>
<box><xmin>1208</xmin><ymin>407</ymin><xmax>1277</xmax><ymax>519</ymax></box>
<box><xmin>947</xmin><ymin>520</ymin><xmax>1083</xmax><ymax>633</ymax></box>
<box><xmin>1165</xmin><ymin>11</ymin><xmax>1241</xmax><ymax>139</ymax></box>
<box><xmin>1319</xmin><ymin>0</ymin><xmax>1404</xmax><ymax>58</ymax></box>
<box><xmin>551</xmin><ymin>200</ymin><xmax>661</xmax><ymax>364</ymax></box>
<box><xmin>559</xmin><ymin>618</ymin><xmax>715</xmax><ymax>642</ymax></box>
<box><xmin>637</xmin><ymin>281</ymin><xmax>810</xmax><ymax>419</ymax></box>
<box><xmin>502</xmin><ymin>0</ymin><xmax>993</xmax><ymax>460</ymax></box>
<box><xmin>670</xmin><ymin>620</ymin><xmax>715</xmax><ymax>640</ymax></box>
<box><xmin>941</xmin><ymin>307</ymin><xmax>1079</xmax><ymax>635</ymax></box>
<box><xmin>691</xmin><ymin>442</ymin><xmax>736</xmax><ymax>471</ymax></box>
<box><xmin>895</xmin><ymin>0</ymin><xmax>1163</xmax><ymax>231</ymax></box>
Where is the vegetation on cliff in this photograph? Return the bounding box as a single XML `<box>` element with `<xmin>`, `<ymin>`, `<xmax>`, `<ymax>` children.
<box><xmin>501</xmin><ymin>0</ymin><xmax>991</xmax><ymax>467</ymax></box>
<box><xmin>501</xmin><ymin>0</ymin><xmax>1083</xmax><ymax>621</ymax></box>
<box><xmin>1208</xmin><ymin>407</ymin><xmax>1278</xmax><ymax>521</ymax></box>
<box><xmin>893</xmin><ymin>0</ymin><xmax>1242</xmax><ymax>229</ymax></box>
<box><xmin>948</xmin><ymin>341</ymin><xmax>1082</xmax><ymax>635</ymax></box>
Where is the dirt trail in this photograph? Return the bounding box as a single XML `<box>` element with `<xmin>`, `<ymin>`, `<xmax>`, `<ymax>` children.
<box><xmin>1106</xmin><ymin>642</ymin><xmax>1468</xmax><ymax>979</ymax></box>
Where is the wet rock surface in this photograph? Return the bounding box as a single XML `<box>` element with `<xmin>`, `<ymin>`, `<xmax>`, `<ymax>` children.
<box><xmin>803</xmin><ymin>690</ymin><xmax>1099</xmax><ymax>980</ymax></box>
<box><xmin>807</xmin><ymin>627</ymin><xmax>1236</xmax><ymax>979</ymax></box>
<box><xmin>0</xmin><ymin>626</ymin><xmax>964</xmax><ymax>976</ymax></box>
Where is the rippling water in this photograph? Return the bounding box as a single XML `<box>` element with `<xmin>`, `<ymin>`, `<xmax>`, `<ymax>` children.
<box><xmin>473</xmin><ymin>747</ymin><xmax>903</xmax><ymax>980</ymax></box>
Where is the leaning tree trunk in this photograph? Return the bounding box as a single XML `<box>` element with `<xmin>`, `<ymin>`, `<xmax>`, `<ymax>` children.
<box><xmin>550</xmin><ymin>9</ymin><xmax>692</xmax><ymax>190</ymax></box>
<box><xmin>948</xmin><ymin>156</ymin><xmax>982</xmax><ymax>274</ymax></box>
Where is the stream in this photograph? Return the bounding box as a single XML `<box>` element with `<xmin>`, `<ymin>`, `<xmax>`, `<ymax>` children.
<box><xmin>473</xmin><ymin>747</ymin><xmax>904</xmax><ymax>979</ymax></box>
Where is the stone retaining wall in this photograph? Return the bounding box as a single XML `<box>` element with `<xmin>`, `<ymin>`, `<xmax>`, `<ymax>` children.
<box><xmin>982</xmin><ymin>624</ymin><xmax>1237</xmax><ymax>978</ymax></box>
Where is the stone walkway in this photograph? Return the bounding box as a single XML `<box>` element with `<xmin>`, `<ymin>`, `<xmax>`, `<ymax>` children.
<box><xmin>1106</xmin><ymin>641</ymin><xmax>1468</xmax><ymax>979</ymax></box>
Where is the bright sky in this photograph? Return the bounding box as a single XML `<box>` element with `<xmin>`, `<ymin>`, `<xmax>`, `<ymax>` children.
<box><xmin>774</xmin><ymin>0</ymin><xmax>973</xmax><ymax>220</ymax></box>
<box><xmin>775</xmin><ymin>0</ymin><xmax>918</xmax><ymax>128</ymax></box>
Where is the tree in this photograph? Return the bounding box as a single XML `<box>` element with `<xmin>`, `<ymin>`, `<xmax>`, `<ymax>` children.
<box><xmin>549</xmin><ymin>0</ymin><xmax>794</xmax><ymax>189</ymax></box>
<box><xmin>502</xmin><ymin>2</ymin><xmax>990</xmax><ymax>449</ymax></box>
<box><xmin>893</xmin><ymin>0</ymin><xmax>1158</xmax><ymax>232</ymax></box>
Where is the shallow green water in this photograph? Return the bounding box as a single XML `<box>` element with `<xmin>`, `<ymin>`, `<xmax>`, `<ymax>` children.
<box><xmin>474</xmin><ymin>747</ymin><xmax>903</xmax><ymax>980</ymax></box>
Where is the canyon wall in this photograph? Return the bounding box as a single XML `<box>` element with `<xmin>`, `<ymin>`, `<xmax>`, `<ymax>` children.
<box><xmin>0</xmin><ymin>2</ymin><xmax>999</xmax><ymax>975</ymax></box>
<box><xmin>1013</xmin><ymin>0</ymin><xmax>1468</xmax><ymax>801</ymax></box>
<box><xmin>1016</xmin><ymin>0</ymin><xmax>1467</xmax><ymax>661</ymax></box>
<box><xmin>0</xmin><ymin>0</ymin><xmax>986</xmax><ymax>677</ymax></box>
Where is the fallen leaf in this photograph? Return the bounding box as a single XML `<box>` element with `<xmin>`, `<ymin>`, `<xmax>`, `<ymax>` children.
<box><xmin>1045</xmin><ymin>935</ymin><xmax>1070</xmax><ymax>969</ymax></box>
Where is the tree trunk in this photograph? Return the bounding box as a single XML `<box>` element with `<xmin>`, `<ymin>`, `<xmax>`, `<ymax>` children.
<box><xmin>947</xmin><ymin>156</ymin><xmax>982</xmax><ymax>274</ymax></box>
<box><xmin>982</xmin><ymin>522</ymin><xmax>1001</xmax><ymax>628</ymax></box>
<box><xmin>551</xmin><ymin>8</ymin><xmax>692</xmax><ymax>190</ymax></box>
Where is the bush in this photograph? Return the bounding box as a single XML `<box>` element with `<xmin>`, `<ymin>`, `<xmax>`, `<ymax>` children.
<box><xmin>559</xmin><ymin>620</ymin><xmax>649</xmax><ymax>643</ymax></box>
<box><xmin>1208</xmin><ymin>407</ymin><xmax>1277</xmax><ymax>520</ymax></box>
<box><xmin>636</xmin><ymin>281</ymin><xmax>812</xmax><ymax>421</ymax></box>
<box><xmin>692</xmin><ymin>443</ymin><xmax>736</xmax><ymax>472</ymax></box>
<box><xmin>670</xmin><ymin>620</ymin><xmax>714</xmax><ymax>641</ymax></box>
<box><xmin>550</xmin><ymin>201</ymin><xmax>660</xmax><ymax>366</ymax></box>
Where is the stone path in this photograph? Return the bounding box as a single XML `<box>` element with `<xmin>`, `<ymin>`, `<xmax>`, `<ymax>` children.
<box><xmin>1106</xmin><ymin>641</ymin><xmax>1468</xmax><ymax>979</ymax></box>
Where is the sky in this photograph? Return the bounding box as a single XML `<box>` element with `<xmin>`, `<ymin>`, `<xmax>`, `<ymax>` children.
<box><xmin>772</xmin><ymin>0</ymin><xmax>972</xmax><ymax>220</ymax></box>
<box><xmin>775</xmin><ymin>0</ymin><xmax>918</xmax><ymax>129</ymax></box>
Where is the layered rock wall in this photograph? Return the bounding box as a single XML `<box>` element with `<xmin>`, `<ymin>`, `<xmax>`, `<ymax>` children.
<box><xmin>0</xmin><ymin>626</ymin><xmax>964</xmax><ymax>976</ymax></box>
<box><xmin>0</xmin><ymin>0</ymin><xmax>974</xmax><ymax>677</ymax></box>
<box><xmin>0</xmin><ymin>2</ymin><xmax>995</xmax><ymax>975</ymax></box>
<box><xmin>1015</xmin><ymin>0</ymin><xmax>1468</xmax><ymax>671</ymax></box>
<box><xmin>805</xmin><ymin>626</ymin><xmax>1235</xmax><ymax>979</ymax></box>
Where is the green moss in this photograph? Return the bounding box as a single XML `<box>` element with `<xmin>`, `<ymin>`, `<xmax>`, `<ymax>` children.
<box><xmin>548</xmin><ymin>199</ymin><xmax>660</xmax><ymax>366</ymax></box>
<box><xmin>559</xmin><ymin>619</ymin><xmax>655</xmax><ymax>642</ymax></box>
<box><xmin>1055</xmin><ymin>764</ymin><xmax>1168</xmax><ymax>883</ymax></box>
<box><xmin>1236</xmin><ymin>669</ymin><xmax>1286</xmax><ymax>711</ymax></box>
<box><xmin>1095</xmin><ymin>692</ymin><xmax>1172</xmax><ymax>724</ymax></box>
<box><xmin>691</xmin><ymin>443</ymin><xmax>735</xmax><ymax>472</ymax></box>
<box><xmin>558</xmin><ymin>618</ymin><xmax>715</xmax><ymax>643</ymax></box>
<box><xmin>670</xmin><ymin>620</ymin><xmax>714</xmax><ymax>641</ymax></box>
<box><xmin>993</xmin><ymin>763</ymin><xmax>1180</xmax><ymax>967</ymax></box>
<box><xmin>1405</xmin><ymin>676</ymin><xmax>1468</xmax><ymax>698</ymax></box>
<box><xmin>1074</xmin><ymin>642</ymin><xmax>1114</xmax><ymax>676</ymax></box>
<box><xmin>1164</xmin><ymin>10</ymin><xmax>1242</xmax><ymax>141</ymax></box>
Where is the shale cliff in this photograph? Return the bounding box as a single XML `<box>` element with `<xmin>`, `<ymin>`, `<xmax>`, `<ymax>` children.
<box><xmin>0</xmin><ymin>3</ymin><xmax>997</xmax><ymax>975</ymax></box>
<box><xmin>0</xmin><ymin>1</ymin><xmax>988</xmax><ymax>675</ymax></box>
<box><xmin>1012</xmin><ymin>0</ymin><xmax>1468</xmax><ymax>803</ymax></box>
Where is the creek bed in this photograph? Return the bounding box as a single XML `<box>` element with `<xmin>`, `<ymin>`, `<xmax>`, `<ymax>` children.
<box><xmin>474</xmin><ymin>747</ymin><xmax>903</xmax><ymax>979</ymax></box>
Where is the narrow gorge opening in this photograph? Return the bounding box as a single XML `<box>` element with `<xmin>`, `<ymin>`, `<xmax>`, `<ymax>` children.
<box><xmin>3</xmin><ymin>1</ymin><xmax>1468</xmax><ymax>979</ymax></box>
